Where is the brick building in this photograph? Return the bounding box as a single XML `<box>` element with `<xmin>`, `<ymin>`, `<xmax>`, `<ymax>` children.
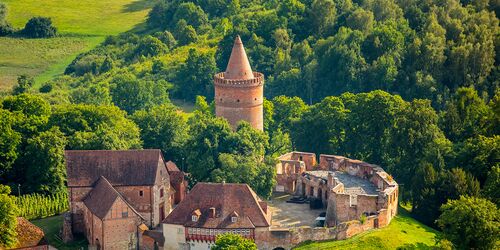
<box><xmin>214</xmin><ymin>36</ymin><xmax>264</xmax><ymax>131</ymax></box>
<box><xmin>276</xmin><ymin>152</ymin><xmax>399</xmax><ymax>228</ymax></box>
<box><xmin>65</xmin><ymin>149</ymin><xmax>187</xmax><ymax>249</ymax></box>
<box><xmin>81</xmin><ymin>176</ymin><xmax>145</xmax><ymax>249</ymax></box>
<box><xmin>162</xmin><ymin>183</ymin><xmax>271</xmax><ymax>250</ymax></box>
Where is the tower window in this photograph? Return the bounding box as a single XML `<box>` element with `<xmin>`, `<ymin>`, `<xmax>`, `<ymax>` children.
<box><xmin>237</xmin><ymin>99</ymin><xmax>240</xmax><ymax>102</ymax></box>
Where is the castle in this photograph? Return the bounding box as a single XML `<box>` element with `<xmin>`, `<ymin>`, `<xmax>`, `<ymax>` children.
<box><xmin>214</xmin><ymin>36</ymin><xmax>264</xmax><ymax>131</ymax></box>
<box><xmin>61</xmin><ymin>37</ymin><xmax>399</xmax><ymax>250</ymax></box>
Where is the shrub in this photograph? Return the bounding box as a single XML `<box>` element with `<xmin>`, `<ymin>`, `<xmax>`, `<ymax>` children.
<box><xmin>39</xmin><ymin>83</ymin><xmax>53</xmax><ymax>93</ymax></box>
<box><xmin>360</xmin><ymin>214</ymin><xmax>367</xmax><ymax>224</ymax></box>
<box><xmin>13</xmin><ymin>75</ymin><xmax>34</xmax><ymax>95</ymax></box>
<box><xmin>23</xmin><ymin>17</ymin><xmax>57</xmax><ymax>38</ymax></box>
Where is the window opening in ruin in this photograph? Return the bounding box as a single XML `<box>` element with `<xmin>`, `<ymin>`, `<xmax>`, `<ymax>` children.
<box><xmin>160</xmin><ymin>188</ymin><xmax>164</xmax><ymax>198</ymax></box>
<box><xmin>139</xmin><ymin>190</ymin><xmax>143</xmax><ymax>196</ymax></box>
<box><xmin>299</xmin><ymin>156</ymin><xmax>303</xmax><ymax>161</ymax></box>
<box><xmin>237</xmin><ymin>99</ymin><xmax>240</xmax><ymax>102</ymax></box>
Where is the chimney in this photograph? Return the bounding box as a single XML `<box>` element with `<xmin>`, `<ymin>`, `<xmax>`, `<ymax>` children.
<box><xmin>209</xmin><ymin>207</ymin><xmax>216</xmax><ymax>218</ymax></box>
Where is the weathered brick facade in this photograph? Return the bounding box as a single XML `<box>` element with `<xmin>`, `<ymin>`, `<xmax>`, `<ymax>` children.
<box><xmin>214</xmin><ymin>36</ymin><xmax>264</xmax><ymax>131</ymax></box>
<box><xmin>65</xmin><ymin>150</ymin><xmax>186</xmax><ymax>249</ymax></box>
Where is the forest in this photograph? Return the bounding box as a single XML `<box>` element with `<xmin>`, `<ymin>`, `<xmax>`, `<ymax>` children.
<box><xmin>0</xmin><ymin>0</ymin><xmax>499</xmax><ymax>248</ymax></box>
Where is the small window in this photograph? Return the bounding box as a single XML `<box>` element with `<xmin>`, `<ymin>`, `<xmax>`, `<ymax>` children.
<box><xmin>160</xmin><ymin>188</ymin><xmax>164</xmax><ymax>198</ymax></box>
<box><xmin>122</xmin><ymin>211</ymin><xmax>128</xmax><ymax>218</ymax></box>
<box><xmin>231</xmin><ymin>216</ymin><xmax>237</xmax><ymax>223</ymax></box>
<box><xmin>192</xmin><ymin>215</ymin><xmax>198</xmax><ymax>222</ymax></box>
<box><xmin>254</xmin><ymin>98</ymin><xmax>257</xmax><ymax>101</ymax></box>
<box><xmin>139</xmin><ymin>190</ymin><xmax>143</xmax><ymax>196</ymax></box>
<box><xmin>237</xmin><ymin>99</ymin><xmax>240</xmax><ymax>102</ymax></box>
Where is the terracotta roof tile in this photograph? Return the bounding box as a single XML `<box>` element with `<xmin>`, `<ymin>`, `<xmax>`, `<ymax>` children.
<box><xmin>163</xmin><ymin>183</ymin><xmax>270</xmax><ymax>228</ymax></box>
<box><xmin>224</xmin><ymin>36</ymin><xmax>254</xmax><ymax>80</ymax></box>
<box><xmin>84</xmin><ymin>176</ymin><xmax>144</xmax><ymax>220</ymax></box>
<box><xmin>65</xmin><ymin>149</ymin><xmax>163</xmax><ymax>187</ymax></box>
<box><xmin>14</xmin><ymin>217</ymin><xmax>47</xmax><ymax>248</ymax></box>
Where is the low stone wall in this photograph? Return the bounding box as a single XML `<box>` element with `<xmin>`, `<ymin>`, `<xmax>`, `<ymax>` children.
<box><xmin>256</xmin><ymin>215</ymin><xmax>380</xmax><ymax>250</ymax></box>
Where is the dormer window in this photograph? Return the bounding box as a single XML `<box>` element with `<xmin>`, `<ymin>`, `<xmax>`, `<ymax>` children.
<box><xmin>229</xmin><ymin>211</ymin><xmax>239</xmax><ymax>223</ymax></box>
<box><xmin>191</xmin><ymin>209</ymin><xmax>201</xmax><ymax>222</ymax></box>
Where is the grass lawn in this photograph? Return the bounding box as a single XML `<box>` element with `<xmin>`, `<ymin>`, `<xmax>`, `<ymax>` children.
<box><xmin>0</xmin><ymin>0</ymin><xmax>154</xmax><ymax>90</ymax></box>
<box><xmin>294</xmin><ymin>208</ymin><xmax>440</xmax><ymax>250</ymax></box>
<box><xmin>31</xmin><ymin>215</ymin><xmax>88</xmax><ymax>250</ymax></box>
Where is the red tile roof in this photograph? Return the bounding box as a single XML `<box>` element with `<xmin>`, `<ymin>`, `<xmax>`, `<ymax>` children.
<box><xmin>65</xmin><ymin>149</ymin><xmax>164</xmax><ymax>187</ymax></box>
<box><xmin>14</xmin><ymin>217</ymin><xmax>47</xmax><ymax>249</ymax></box>
<box><xmin>224</xmin><ymin>36</ymin><xmax>254</xmax><ymax>80</ymax></box>
<box><xmin>163</xmin><ymin>183</ymin><xmax>270</xmax><ymax>228</ymax></box>
<box><xmin>84</xmin><ymin>176</ymin><xmax>144</xmax><ymax>220</ymax></box>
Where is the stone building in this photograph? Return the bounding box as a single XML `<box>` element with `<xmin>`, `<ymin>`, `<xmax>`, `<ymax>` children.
<box><xmin>65</xmin><ymin>149</ymin><xmax>187</xmax><ymax>249</ymax></box>
<box><xmin>162</xmin><ymin>183</ymin><xmax>271</xmax><ymax>250</ymax></box>
<box><xmin>214</xmin><ymin>36</ymin><xmax>264</xmax><ymax>131</ymax></box>
<box><xmin>276</xmin><ymin>152</ymin><xmax>399</xmax><ymax>228</ymax></box>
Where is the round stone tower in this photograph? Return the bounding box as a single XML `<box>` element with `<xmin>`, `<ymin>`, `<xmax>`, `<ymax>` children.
<box><xmin>214</xmin><ymin>36</ymin><xmax>264</xmax><ymax>131</ymax></box>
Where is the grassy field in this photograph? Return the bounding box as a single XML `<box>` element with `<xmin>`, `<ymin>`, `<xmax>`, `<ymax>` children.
<box><xmin>31</xmin><ymin>215</ymin><xmax>88</xmax><ymax>250</ymax></box>
<box><xmin>294</xmin><ymin>208</ymin><xmax>440</xmax><ymax>250</ymax></box>
<box><xmin>0</xmin><ymin>0</ymin><xmax>154</xmax><ymax>90</ymax></box>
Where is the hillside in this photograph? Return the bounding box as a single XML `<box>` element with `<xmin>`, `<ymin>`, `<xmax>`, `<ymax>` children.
<box><xmin>295</xmin><ymin>209</ymin><xmax>440</xmax><ymax>250</ymax></box>
<box><xmin>0</xmin><ymin>0</ymin><xmax>154</xmax><ymax>90</ymax></box>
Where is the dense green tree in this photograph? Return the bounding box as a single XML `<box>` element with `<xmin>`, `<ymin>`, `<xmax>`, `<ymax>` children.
<box><xmin>173</xmin><ymin>2</ymin><xmax>208</xmax><ymax>30</ymax></box>
<box><xmin>309</xmin><ymin>0</ymin><xmax>336</xmax><ymax>36</ymax></box>
<box><xmin>110</xmin><ymin>73</ymin><xmax>171</xmax><ymax>114</ymax></box>
<box><xmin>212</xmin><ymin>233</ymin><xmax>257</xmax><ymax>250</ymax></box>
<box><xmin>271</xmin><ymin>96</ymin><xmax>307</xmax><ymax>133</ymax></box>
<box><xmin>134</xmin><ymin>36</ymin><xmax>168</xmax><ymax>58</ymax></box>
<box><xmin>49</xmin><ymin>104</ymin><xmax>142</xmax><ymax>150</ymax></box>
<box><xmin>175</xmin><ymin>48</ymin><xmax>217</xmax><ymax>101</ymax></box>
<box><xmin>390</xmin><ymin>99</ymin><xmax>451</xmax><ymax>186</ymax></box>
<box><xmin>0</xmin><ymin>185</ymin><xmax>18</xmax><ymax>248</ymax></box>
<box><xmin>291</xmin><ymin>96</ymin><xmax>347</xmax><ymax>155</ymax></box>
<box><xmin>174</xmin><ymin>19</ymin><xmax>198</xmax><ymax>46</ymax></box>
<box><xmin>346</xmin><ymin>8</ymin><xmax>374</xmax><ymax>33</ymax></box>
<box><xmin>22</xmin><ymin>16</ymin><xmax>57</xmax><ymax>38</ymax></box>
<box><xmin>1</xmin><ymin>94</ymin><xmax>51</xmax><ymax>137</ymax></box>
<box><xmin>454</xmin><ymin>135</ymin><xmax>500</xmax><ymax>184</ymax></box>
<box><xmin>153</xmin><ymin>30</ymin><xmax>177</xmax><ymax>49</ymax></box>
<box><xmin>437</xmin><ymin>196</ymin><xmax>499</xmax><ymax>250</ymax></box>
<box><xmin>24</xmin><ymin>127</ymin><xmax>66</xmax><ymax>194</ymax></box>
<box><xmin>0</xmin><ymin>110</ymin><xmax>21</xmax><ymax>180</ymax></box>
<box><xmin>483</xmin><ymin>166</ymin><xmax>500</xmax><ymax>206</ymax></box>
<box><xmin>440</xmin><ymin>87</ymin><xmax>492</xmax><ymax>142</ymax></box>
<box><xmin>131</xmin><ymin>104</ymin><xmax>188</xmax><ymax>163</ymax></box>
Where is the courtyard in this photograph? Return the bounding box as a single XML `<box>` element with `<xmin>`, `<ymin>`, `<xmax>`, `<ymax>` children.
<box><xmin>267</xmin><ymin>193</ymin><xmax>326</xmax><ymax>228</ymax></box>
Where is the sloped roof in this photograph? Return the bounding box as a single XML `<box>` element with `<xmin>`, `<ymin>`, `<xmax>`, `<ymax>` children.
<box><xmin>166</xmin><ymin>161</ymin><xmax>180</xmax><ymax>172</ymax></box>
<box><xmin>66</xmin><ymin>149</ymin><xmax>163</xmax><ymax>187</ymax></box>
<box><xmin>83</xmin><ymin>176</ymin><xmax>144</xmax><ymax>220</ymax></box>
<box><xmin>224</xmin><ymin>36</ymin><xmax>254</xmax><ymax>80</ymax></box>
<box><xmin>14</xmin><ymin>217</ymin><xmax>47</xmax><ymax>249</ymax></box>
<box><xmin>163</xmin><ymin>183</ymin><xmax>270</xmax><ymax>228</ymax></box>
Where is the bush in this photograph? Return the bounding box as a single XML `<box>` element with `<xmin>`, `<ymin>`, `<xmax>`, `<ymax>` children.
<box><xmin>39</xmin><ymin>83</ymin><xmax>53</xmax><ymax>93</ymax></box>
<box><xmin>0</xmin><ymin>22</ymin><xmax>14</xmax><ymax>36</ymax></box>
<box><xmin>23</xmin><ymin>17</ymin><xmax>57</xmax><ymax>38</ymax></box>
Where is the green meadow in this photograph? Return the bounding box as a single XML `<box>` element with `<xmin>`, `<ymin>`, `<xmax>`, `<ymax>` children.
<box><xmin>0</xmin><ymin>0</ymin><xmax>154</xmax><ymax>90</ymax></box>
<box><xmin>295</xmin><ymin>208</ymin><xmax>440</xmax><ymax>250</ymax></box>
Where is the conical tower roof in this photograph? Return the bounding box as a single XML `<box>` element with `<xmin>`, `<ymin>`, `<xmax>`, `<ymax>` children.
<box><xmin>224</xmin><ymin>36</ymin><xmax>254</xmax><ymax>80</ymax></box>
